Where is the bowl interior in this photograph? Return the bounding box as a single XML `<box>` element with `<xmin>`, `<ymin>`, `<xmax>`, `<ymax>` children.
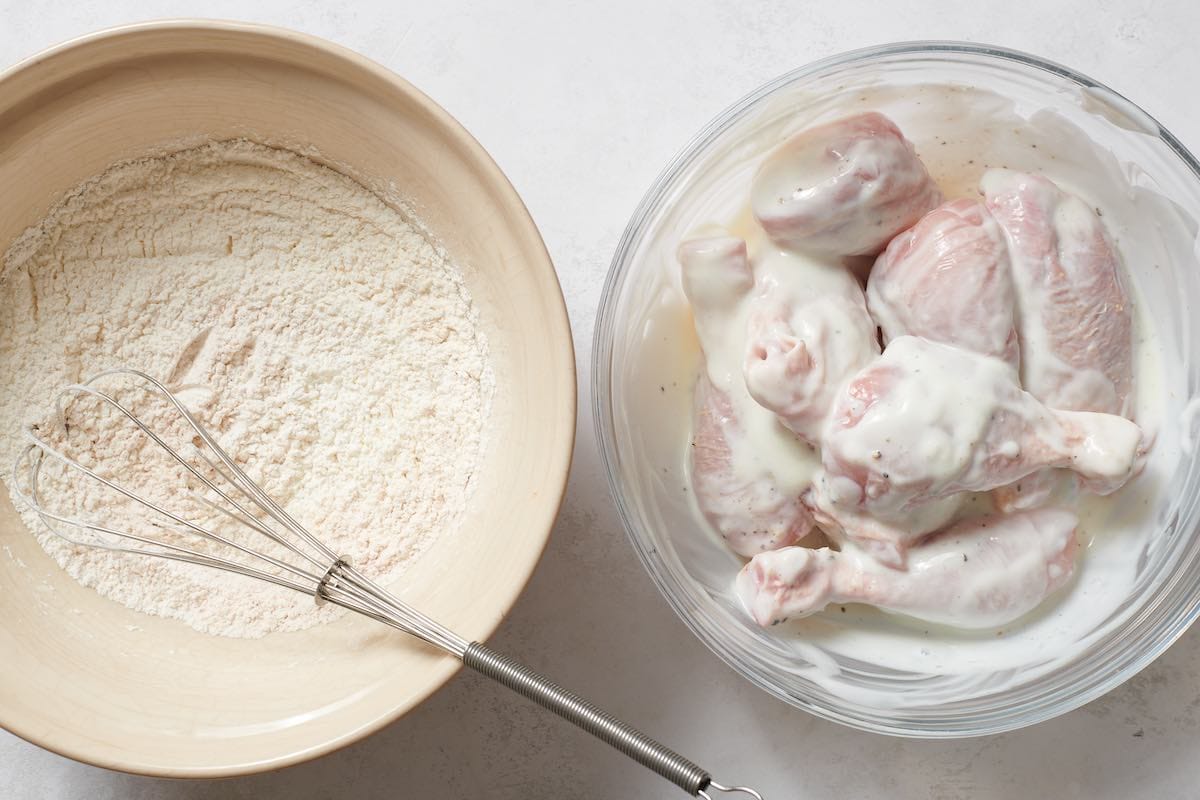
<box><xmin>596</xmin><ymin>43</ymin><xmax>1200</xmax><ymax>736</ymax></box>
<box><xmin>0</xmin><ymin>23</ymin><xmax>574</xmax><ymax>774</ymax></box>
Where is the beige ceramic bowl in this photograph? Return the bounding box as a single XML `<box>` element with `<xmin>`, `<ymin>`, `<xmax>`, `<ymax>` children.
<box><xmin>0</xmin><ymin>21</ymin><xmax>575</xmax><ymax>776</ymax></box>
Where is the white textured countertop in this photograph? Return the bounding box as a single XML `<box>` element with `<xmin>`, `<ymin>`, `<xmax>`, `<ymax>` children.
<box><xmin>3</xmin><ymin>2</ymin><xmax>1199</xmax><ymax>798</ymax></box>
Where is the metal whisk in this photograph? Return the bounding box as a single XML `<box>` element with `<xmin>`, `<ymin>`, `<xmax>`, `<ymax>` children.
<box><xmin>11</xmin><ymin>368</ymin><xmax>762</xmax><ymax>799</ymax></box>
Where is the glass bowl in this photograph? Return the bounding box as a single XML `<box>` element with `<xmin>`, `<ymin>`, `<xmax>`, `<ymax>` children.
<box><xmin>593</xmin><ymin>41</ymin><xmax>1200</xmax><ymax>736</ymax></box>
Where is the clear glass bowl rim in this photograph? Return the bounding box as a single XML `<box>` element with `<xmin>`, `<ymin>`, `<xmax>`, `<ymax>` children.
<box><xmin>592</xmin><ymin>39</ymin><xmax>1200</xmax><ymax>737</ymax></box>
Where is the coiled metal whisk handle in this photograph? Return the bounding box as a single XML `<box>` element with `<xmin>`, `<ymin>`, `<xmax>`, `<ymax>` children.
<box><xmin>462</xmin><ymin>643</ymin><xmax>761</xmax><ymax>799</ymax></box>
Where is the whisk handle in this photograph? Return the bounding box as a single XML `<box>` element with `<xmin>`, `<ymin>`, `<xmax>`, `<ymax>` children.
<box><xmin>463</xmin><ymin>642</ymin><xmax>758</xmax><ymax>798</ymax></box>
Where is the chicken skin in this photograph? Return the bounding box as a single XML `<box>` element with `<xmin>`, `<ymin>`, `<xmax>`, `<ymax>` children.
<box><xmin>982</xmin><ymin>168</ymin><xmax>1132</xmax><ymax>412</ymax></box>
<box><xmin>736</xmin><ymin>508</ymin><xmax>1079</xmax><ymax>628</ymax></box>
<box><xmin>982</xmin><ymin>169</ymin><xmax>1134</xmax><ymax>509</ymax></box>
<box><xmin>677</xmin><ymin>113</ymin><xmax>1148</xmax><ymax>634</ymax></box>
<box><xmin>743</xmin><ymin>269</ymin><xmax>878</xmax><ymax>446</ymax></box>
<box><xmin>867</xmin><ymin>198</ymin><xmax>1019</xmax><ymax>366</ymax></box>
<box><xmin>813</xmin><ymin>336</ymin><xmax>1141</xmax><ymax>565</ymax></box>
<box><xmin>691</xmin><ymin>376</ymin><xmax>814</xmax><ymax>556</ymax></box>
<box><xmin>751</xmin><ymin>112</ymin><xmax>942</xmax><ymax>256</ymax></box>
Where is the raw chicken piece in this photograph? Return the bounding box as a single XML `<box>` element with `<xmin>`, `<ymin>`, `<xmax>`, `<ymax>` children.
<box><xmin>982</xmin><ymin>169</ymin><xmax>1134</xmax><ymax>509</ymax></box>
<box><xmin>678</xmin><ymin>235</ymin><xmax>755</xmax><ymax>361</ymax></box>
<box><xmin>743</xmin><ymin>280</ymin><xmax>878</xmax><ymax>446</ymax></box>
<box><xmin>867</xmin><ymin>198</ymin><xmax>1019</xmax><ymax>366</ymax></box>
<box><xmin>813</xmin><ymin>336</ymin><xmax>1142</xmax><ymax>565</ymax></box>
<box><xmin>735</xmin><ymin>508</ymin><xmax>1078</xmax><ymax>629</ymax></box>
<box><xmin>982</xmin><ymin>168</ymin><xmax>1132</xmax><ymax>412</ymax></box>
<box><xmin>679</xmin><ymin>236</ymin><xmax>815</xmax><ymax>555</ymax></box>
<box><xmin>751</xmin><ymin>112</ymin><xmax>942</xmax><ymax>256</ymax></box>
<box><xmin>691</xmin><ymin>376</ymin><xmax>814</xmax><ymax>556</ymax></box>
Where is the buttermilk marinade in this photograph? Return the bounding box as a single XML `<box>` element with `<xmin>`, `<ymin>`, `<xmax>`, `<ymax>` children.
<box><xmin>616</xmin><ymin>83</ymin><xmax>1184</xmax><ymax>703</ymax></box>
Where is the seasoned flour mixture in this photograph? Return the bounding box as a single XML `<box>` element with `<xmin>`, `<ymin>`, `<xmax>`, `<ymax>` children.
<box><xmin>0</xmin><ymin>140</ymin><xmax>493</xmax><ymax>637</ymax></box>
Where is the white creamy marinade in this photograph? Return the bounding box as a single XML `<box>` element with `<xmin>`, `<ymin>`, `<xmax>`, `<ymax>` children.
<box><xmin>684</xmin><ymin>107</ymin><xmax>1145</xmax><ymax>623</ymax></box>
<box><xmin>614</xmin><ymin>83</ymin><xmax>1189</xmax><ymax>706</ymax></box>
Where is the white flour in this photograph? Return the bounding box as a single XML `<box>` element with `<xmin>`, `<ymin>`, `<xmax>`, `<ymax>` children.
<box><xmin>0</xmin><ymin>140</ymin><xmax>493</xmax><ymax>637</ymax></box>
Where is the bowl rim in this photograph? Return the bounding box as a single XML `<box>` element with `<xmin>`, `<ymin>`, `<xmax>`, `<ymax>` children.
<box><xmin>593</xmin><ymin>39</ymin><xmax>1200</xmax><ymax>737</ymax></box>
<box><xmin>0</xmin><ymin>18</ymin><xmax>576</xmax><ymax>776</ymax></box>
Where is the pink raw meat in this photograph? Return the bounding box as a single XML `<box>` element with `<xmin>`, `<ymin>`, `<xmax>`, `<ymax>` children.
<box><xmin>982</xmin><ymin>169</ymin><xmax>1134</xmax><ymax>509</ymax></box>
<box><xmin>743</xmin><ymin>286</ymin><xmax>879</xmax><ymax>446</ymax></box>
<box><xmin>691</xmin><ymin>376</ymin><xmax>814</xmax><ymax>556</ymax></box>
<box><xmin>751</xmin><ymin>112</ymin><xmax>942</xmax><ymax>256</ymax></box>
<box><xmin>736</xmin><ymin>508</ymin><xmax>1079</xmax><ymax>628</ymax></box>
<box><xmin>867</xmin><ymin>198</ymin><xmax>1019</xmax><ymax>366</ymax></box>
<box><xmin>679</xmin><ymin>235</ymin><xmax>815</xmax><ymax>556</ymax></box>
<box><xmin>812</xmin><ymin>336</ymin><xmax>1142</xmax><ymax>565</ymax></box>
